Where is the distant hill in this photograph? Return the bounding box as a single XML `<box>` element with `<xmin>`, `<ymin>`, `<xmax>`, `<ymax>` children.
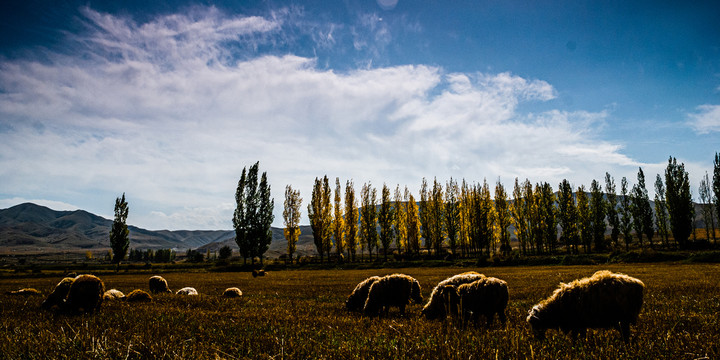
<box><xmin>0</xmin><ymin>203</ymin><xmax>318</xmax><ymax>257</ymax></box>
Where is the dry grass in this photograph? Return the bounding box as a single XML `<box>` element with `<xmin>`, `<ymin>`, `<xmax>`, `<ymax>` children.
<box><xmin>1</xmin><ymin>264</ymin><xmax>719</xmax><ymax>359</ymax></box>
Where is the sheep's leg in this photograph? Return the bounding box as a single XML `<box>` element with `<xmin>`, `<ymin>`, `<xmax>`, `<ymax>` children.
<box><xmin>499</xmin><ymin>310</ymin><xmax>507</xmax><ymax>325</ymax></box>
<box><xmin>619</xmin><ymin>322</ymin><xmax>631</xmax><ymax>343</ymax></box>
<box><xmin>399</xmin><ymin>304</ymin><xmax>406</xmax><ymax>315</ymax></box>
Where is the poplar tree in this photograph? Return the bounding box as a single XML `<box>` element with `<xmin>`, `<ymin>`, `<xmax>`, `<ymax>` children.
<box><xmin>714</xmin><ymin>153</ymin><xmax>720</xmax><ymax>236</ymax></box>
<box><xmin>333</xmin><ymin>178</ymin><xmax>345</xmax><ymax>259</ymax></box>
<box><xmin>665</xmin><ymin>157</ymin><xmax>694</xmax><ymax>249</ymax></box>
<box><xmin>511</xmin><ymin>178</ymin><xmax>529</xmax><ymax>255</ymax></box>
<box><xmin>576</xmin><ymin>185</ymin><xmax>591</xmax><ymax>253</ymax></box>
<box><xmin>445</xmin><ymin>178</ymin><xmax>460</xmax><ymax>256</ymax></box>
<box><xmin>283</xmin><ymin>185</ymin><xmax>302</xmax><ymax>263</ymax></box>
<box><xmin>360</xmin><ymin>183</ymin><xmax>378</xmax><ymax>259</ymax></box>
<box><xmin>495</xmin><ymin>180</ymin><xmax>511</xmax><ymax>255</ymax></box>
<box><xmin>699</xmin><ymin>172</ymin><xmax>716</xmax><ymax>242</ymax></box>
<box><xmin>605</xmin><ymin>173</ymin><xmax>620</xmax><ymax>248</ymax></box>
<box><xmin>631</xmin><ymin>167</ymin><xmax>654</xmax><ymax>248</ymax></box>
<box><xmin>379</xmin><ymin>183</ymin><xmax>394</xmax><ymax>260</ymax></box>
<box><xmin>407</xmin><ymin>193</ymin><xmax>421</xmax><ymax>255</ymax></box>
<box><xmin>419</xmin><ymin>178</ymin><xmax>431</xmax><ymax>251</ymax></box>
<box><xmin>344</xmin><ymin>180</ymin><xmax>359</xmax><ymax>261</ymax></box>
<box><xmin>430</xmin><ymin>178</ymin><xmax>445</xmax><ymax>255</ymax></box>
<box><xmin>255</xmin><ymin>172</ymin><xmax>275</xmax><ymax>264</ymax></box>
<box><xmin>536</xmin><ymin>182</ymin><xmax>557</xmax><ymax>253</ymax></box>
<box><xmin>619</xmin><ymin>177</ymin><xmax>633</xmax><ymax>251</ymax></box>
<box><xmin>110</xmin><ymin>193</ymin><xmax>129</xmax><ymax>265</ymax></box>
<box><xmin>654</xmin><ymin>174</ymin><xmax>670</xmax><ymax>247</ymax></box>
<box><xmin>459</xmin><ymin>180</ymin><xmax>472</xmax><ymax>257</ymax></box>
<box><xmin>522</xmin><ymin>180</ymin><xmax>537</xmax><ymax>254</ymax></box>
<box><xmin>308</xmin><ymin>176</ymin><xmax>332</xmax><ymax>263</ymax></box>
<box><xmin>589</xmin><ymin>179</ymin><xmax>607</xmax><ymax>252</ymax></box>
<box><xmin>321</xmin><ymin>176</ymin><xmax>332</xmax><ymax>259</ymax></box>
<box><xmin>233</xmin><ymin>162</ymin><xmax>274</xmax><ymax>265</ymax></box>
<box><xmin>558</xmin><ymin>179</ymin><xmax>578</xmax><ymax>253</ymax></box>
<box><xmin>394</xmin><ymin>185</ymin><xmax>407</xmax><ymax>254</ymax></box>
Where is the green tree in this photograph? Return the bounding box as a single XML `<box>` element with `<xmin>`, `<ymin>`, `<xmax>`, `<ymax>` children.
<box><xmin>714</xmin><ymin>153</ymin><xmax>720</xmax><ymax>238</ymax></box>
<box><xmin>665</xmin><ymin>157</ymin><xmax>695</xmax><ymax>249</ymax></box>
<box><xmin>445</xmin><ymin>178</ymin><xmax>460</xmax><ymax>256</ymax></box>
<box><xmin>605</xmin><ymin>173</ymin><xmax>620</xmax><ymax>248</ymax></box>
<box><xmin>631</xmin><ymin>168</ymin><xmax>654</xmax><ymax>249</ymax></box>
<box><xmin>511</xmin><ymin>178</ymin><xmax>529</xmax><ymax>255</ymax></box>
<box><xmin>589</xmin><ymin>180</ymin><xmax>607</xmax><ymax>252</ymax></box>
<box><xmin>522</xmin><ymin>180</ymin><xmax>537</xmax><ymax>254</ymax></box>
<box><xmin>283</xmin><ymin>185</ymin><xmax>302</xmax><ymax>263</ymax></box>
<box><xmin>344</xmin><ymin>180</ymin><xmax>359</xmax><ymax>261</ymax></box>
<box><xmin>558</xmin><ymin>179</ymin><xmax>578</xmax><ymax>253</ymax></box>
<box><xmin>109</xmin><ymin>193</ymin><xmax>129</xmax><ymax>265</ymax></box>
<box><xmin>654</xmin><ymin>174</ymin><xmax>670</xmax><ymax>247</ymax></box>
<box><xmin>394</xmin><ymin>185</ymin><xmax>407</xmax><ymax>254</ymax></box>
<box><xmin>255</xmin><ymin>171</ymin><xmax>275</xmax><ymax>264</ymax></box>
<box><xmin>619</xmin><ymin>177</ymin><xmax>633</xmax><ymax>251</ymax></box>
<box><xmin>218</xmin><ymin>245</ymin><xmax>232</xmax><ymax>261</ymax></box>
<box><xmin>233</xmin><ymin>167</ymin><xmax>250</xmax><ymax>264</ymax></box>
<box><xmin>536</xmin><ymin>182</ymin><xmax>557</xmax><ymax>253</ymax></box>
<box><xmin>407</xmin><ymin>192</ymin><xmax>421</xmax><ymax>255</ymax></box>
<box><xmin>419</xmin><ymin>178</ymin><xmax>431</xmax><ymax>251</ymax></box>
<box><xmin>379</xmin><ymin>183</ymin><xmax>394</xmax><ymax>260</ymax></box>
<box><xmin>233</xmin><ymin>162</ymin><xmax>274</xmax><ymax>265</ymax></box>
<box><xmin>333</xmin><ymin>178</ymin><xmax>345</xmax><ymax>260</ymax></box>
<box><xmin>430</xmin><ymin>178</ymin><xmax>445</xmax><ymax>255</ymax></box>
<box><xmin>576</xmin><ymin>185</ymin><xmax>591</xmax><ymax>253</ymax></box>
<box><xmin>495</xmin><ymin>180</ymin><xmax>511</xmax><ymax>255</ymax></box>
<box><xmin>360</xmin><ymin>182</ymin><xmax>378</xmax><ymax>260</ymax></box>
<box><xmin>699</xmin><ymin>172</ymin><xmax>717</xmax><ymax>243</ymax></box>
<box><xmin>478</xmin><ymin>180</ymin><xmax>496</xmax><ymax>255</ymax></box>
<box><xmin>459</xmin><ymin>180</ymin><xmax>472</xmax><ymax>257</ymax></box>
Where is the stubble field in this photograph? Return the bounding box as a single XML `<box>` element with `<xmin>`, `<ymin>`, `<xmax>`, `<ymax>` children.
<box><xmin>1</xmin><ymin>263</ymin><xmax>719</xmax><ymax>359</ymax></box>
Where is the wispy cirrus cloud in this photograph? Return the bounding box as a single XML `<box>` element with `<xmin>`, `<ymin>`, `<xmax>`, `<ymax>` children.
<box><xmin>688</xmin><ymin>105</ymin><xmax>720</xmax><ymax>134</ymax></box>
<box><xmin>0</xmin><ymin>6</ymin><xmax>641</xmax><ymax>230</ymax></box>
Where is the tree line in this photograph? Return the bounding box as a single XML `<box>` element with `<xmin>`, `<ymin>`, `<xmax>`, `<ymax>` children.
<box><xmin>281</xmin><ymin>155</ymin><xmax>719</xmax><ymax>262</ymax></box>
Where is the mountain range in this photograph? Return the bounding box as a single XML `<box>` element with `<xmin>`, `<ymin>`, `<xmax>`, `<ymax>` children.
<box><xmin>0</xmin><ymin>203</ymin><xmax>318</xmax><ymax>258</ymax></box>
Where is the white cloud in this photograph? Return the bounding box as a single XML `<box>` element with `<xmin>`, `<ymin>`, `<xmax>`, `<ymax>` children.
<box><xmin>0</xmin><ymin>6</ymin><xmax>640</xmax><ymax>230</ymax></box>
<box><xmin>688</xmin><ymin>105</ymin><xmax>720</xmax><ymax>134</ymax></box>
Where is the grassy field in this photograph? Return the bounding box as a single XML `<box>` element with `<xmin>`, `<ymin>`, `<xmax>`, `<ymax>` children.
<box><xmin>1</xmin><ymin>263</ymin><xmax>718</xmax><ymax>359</ymax></box>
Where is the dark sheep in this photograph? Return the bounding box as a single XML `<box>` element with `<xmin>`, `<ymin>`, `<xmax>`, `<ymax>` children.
<box><xmin>422</xmin><ymin>271</ymin><xmax>486</xmax><ymax>320</ymax></box>
<box><xmin>125</xmin><ymin>289</ymin><xmax>153</xmax><ymax>303</ymax></box>
<box><xmin>363</xmin><ymin>274</ymin><xmax>422</xmax><ymax>317</ymax></box>
<box><xmin>103</xmin><ymin>289</ymin><xmax>125</xmax><ymax>301</ymax></box>
<box><xmin>6</xmin><ymin>288</ymin><xmax>42</xmax><ymax>296</ymax></box>
<box><xmin>222</xmin><ymin>287</ymin><xmax>243</xmax><ymax>298</ymax></box>
<box><xmin>446</xmin><ymin>277</ymin><xmax>509</xmax><ymax>327</ymax></box>
<box><xmin>64</xmin><ymin>274</ymin><xmax>105</xmax><ymax>314</ymax></box>
<box><xmin>526</xmin><ymin>270</ymin><xmax>645</xmax><ymax>342</ymax></box>
<box><xmin>41</xmin><ymin>277</ymin><xmax>76</xmax><ymax>311</ymax></box>
<box><xmin>346</xmin><ymin>276</ymin><xmax>382</xmax><ymax>311</ymax></box>
<box><xmin>149</xmin><ymin>275</ymin><xmax>171</xmax><ymax>294</ymax></box>
<box><xmin>252</xmin><ymin>269</ymin><xmax>266</xmax><ymax>278</ymax></box>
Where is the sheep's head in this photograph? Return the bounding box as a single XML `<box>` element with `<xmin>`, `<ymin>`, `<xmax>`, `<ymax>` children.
<box><xmin>526</xmin><ymin>305</ymin><xmax>547</xmax><ymax>340</ymax></box>
<box><xmin>439</xmin><ymin>285</ymin><xmax>459</xmax><ymax>317</ymax></box>
<box><xmin>41</xmin><ymin>277</ymin><xmax>74</xmax><ymax>310</ymax></box>
<box><xmin>411</xmin><ymin>280</ymin><xmax>423</xmax><ymax>304</ymax></box>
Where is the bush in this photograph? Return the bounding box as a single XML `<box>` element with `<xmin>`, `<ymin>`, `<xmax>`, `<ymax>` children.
<box><xmin>218</xmin><ymin>246</ymin><xmax>233</xmax><ymax>261</ymax></box>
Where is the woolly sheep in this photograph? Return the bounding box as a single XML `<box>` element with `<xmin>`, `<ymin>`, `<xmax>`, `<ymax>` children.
<box><xmin>252</xmin><ymin>269</ymin><xmax>266</xmax><ymax>278</ymax></box>
<box><xmin>526</xmin><ymin>270</ymin><xmax>645</xmax><ymax>342</ymax></box>
<box><xmin>41</xmin><ymin>277</ymin><xmax>76</xmax><ymax>311</ymax></box>
<box><xmin>125</xmin><ymin>289</ymin><xmax>153</xmax><ymax>303</ymax></box>
<box><xmin>64</xmin><ymin>274</ymin><xmax>105</xmax><ymax>314</ymax></box>
<box><xmin>6</xmin><ymin>288</ymin><xmax>42</xmax><ymax>296</ymax></box>
<box><xmin>363</xmin><ymin>274</ymin><xmax>422</xmax><ymax>317</ymax></box>
<box><xmin>176</xmin><ymin>287</ymin><xmax>199</xmax><ymax>296</ymax></box>
<box><xmin>103</xmin><ymin>289</ymin><xmax>125</xmax><ymax>301</ymax></box>
<box><xmin>422</xmin><ymin>271</ymin><xmax>486</xmax><ymax>320</ymax></box>
<box><xmin>346</xmin><ymin>276</ymin><xmax>382</xmax><ymax>311</ymax></box>
<box><xmin>149</xmin><ymin>275</ymin><xmax>171</xmax><ymax>294</ymax></box>
<box><xmin>445</xmin><ymin>277</ymin><xmax>509</xmax><ymax>327</ymax></box>
<box><xmin>222</xmin><ymin>287</ymin><xmax>243</xmax><ymax>298</ymax></box>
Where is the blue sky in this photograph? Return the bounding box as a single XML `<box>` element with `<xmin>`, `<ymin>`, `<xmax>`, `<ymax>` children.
<box><xmin>1</xmin><ymin>0</ymin><xmax>719</xmax><ymax>230</ymax></box>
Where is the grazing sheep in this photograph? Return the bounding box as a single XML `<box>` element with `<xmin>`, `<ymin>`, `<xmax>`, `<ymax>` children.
<box><xmin>422</xmin><ymin>271</ymin><xmax>486</xmax><ymax>320</ymax></box>
<box><xmin>346</xmin><ymin>276</ymin><xmax>382</xmax><ymax>311</ymax></box>
<box><xmin>447</xmin><ymin>277</ymin><xmax>509</xmax><ymax>327</ymax></box>
<box><xmin>6</xmin><ymin>288</ymin><xmax>42</xmax><ymax>296</ymax></box>
<box><xmin>176</xmin><ymin>287</ymin><xmax>199</xmax><ymax>296</ymax></box>
<box><xmin>148</xmin><ymin>275</ymin><xmax>171</xmax><ymax>294</ymax></box>
<box><xmin>64</xmin><ymin>274</ymin><xmax>105</xmax><ymax>314</ymax></box>
<box><xmin>363</xmin><ymin>274</ymin><xmax>422</xmax><ymax>317</ymax></box>
<box><xmin>222</xmin><ymin>287</ymin><xmax>243</xmax><ymax>298</ymax></box>
<box><xmin>103</xmin><ymin>289</ymin><xmax>125</xmax><ymax>301</ymax></box>
<box><xmin>252</xmin><ymin>269</ymin><xmax>266</xmax><ymax>278</ymax></box>
<box><xmin>526</xmin><ymin>270</ymin><xmax>645</xmax><ymax>342</ymax></box>
<box><xmin>41</xmin><ymin>277</ymin><xmax>76</xmax><ymax>310</ymax></box>
<box><xmin>125</xmin><ymin>289</ymin><xmax>153</xmax><ymax>303</ymax></box>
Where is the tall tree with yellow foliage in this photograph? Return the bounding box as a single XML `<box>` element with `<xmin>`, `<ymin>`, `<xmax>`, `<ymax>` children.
<box><xmin>283</xmin><ymin>185</ymin><xmax>302</xmax><ymax>263</ymax></box>
<box><xmin>333</xmin><ymin>178</ymin><xmax>345</xmax><ymax>260</ymax></box>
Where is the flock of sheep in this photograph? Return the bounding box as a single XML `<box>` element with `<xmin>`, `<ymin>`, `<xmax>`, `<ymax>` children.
<box><xmin>346</xmin><ymin>270</ymin><xmax>645</xmax><ymax>342</ymax></box>
<box><xmin>8</xmin><ymin>269</ymin><xmax>645</xmax><ymax>342</ymax></box>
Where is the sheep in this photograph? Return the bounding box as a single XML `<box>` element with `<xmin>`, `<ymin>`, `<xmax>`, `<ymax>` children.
<box><xmin>176</xmin><ymin>287</ymin><xmax>199</xmax><ymax>296</ymax></box>
<box><xmin>363</xmin><ymin>274</ymin><xmax>422</xmax><ymax>317</ymax></box>
<box><xmin>148</xmin><ymin>275</ymin><xmax>171</xmax><ymax>294</ymax></box>
<box><xmin>63</xmin><ymin>274</ymin><xmax>105</xmax><ymax>314</ymax></box>
<box><xmin>446</xmin><ymin>277</ymin><xmax>509</xmax><ymax>327</ymax></box>
<box><xmin>41</xmin><ymin>277</ymin><xmax>76</xmax><ymax>311</ymax></box>
<box><xmin>346</xmin><ymin>276</ymin><xmax>382</xmax><ymax>311</ymax></box>
<box><xmin>222</xmin><ymin>287</ymin><xmax>243</xmax><ymax>298</ymax></box>
<box><xmin>252</xmin><ymin>269</ymin><xmax>266</xmax><ymax>278</ymax></box>
<box><xmin>422</xmin><ymin>271</ymin><xmax>486</xmax><ymax>320</ymax></box>
<box><xmin>103</xmin><ymin>289</ymin><xmax>125</xmax><ymax>301</ymax></box>
<box><xmin>526</xmin><ymin>270</ymin><xmax>645</xmax><ymax>343</ymax></box>
<box><xmin>5</xmin><ymin>288</ymin><xmax>42</xmax><ymax>296</ymax></box>
<box><xmin>125</xmin><ymin>289</ymin><xmax>153</xmax><ymax>303</ymax></box>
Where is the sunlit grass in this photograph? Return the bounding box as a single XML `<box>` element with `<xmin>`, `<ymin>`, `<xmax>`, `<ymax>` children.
<box><xmin>1</xmin><ymin>264</ymin><xmax>719</xmax><ymax>359</ymax></box>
